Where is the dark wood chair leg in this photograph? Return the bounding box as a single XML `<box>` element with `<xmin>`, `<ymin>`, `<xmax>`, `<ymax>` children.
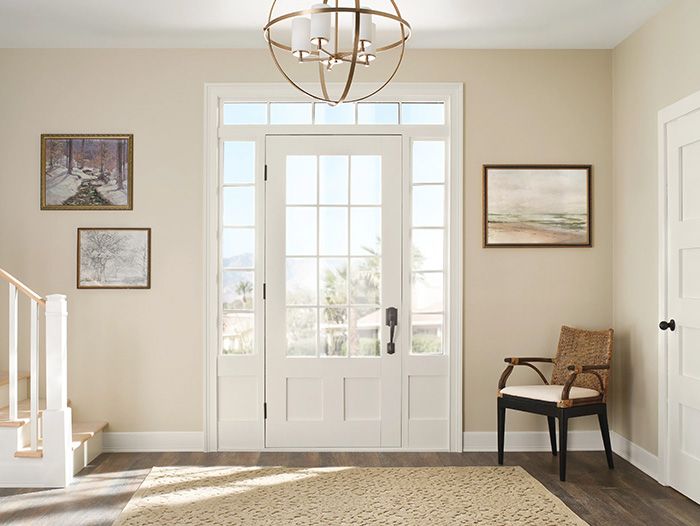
<box><xmin>497</xmin><ymin>399</ymin><xmax>506</xmax><ymax>465</ymax></box>
<box><xmin>597</xmin><ymin>405</ymin><xmax>614</xmax><ymax>469</ymax></box>
<box><xmin>547</xmin><ymin>416</ymin><xmax>557</xmax><ymax>456</ymax></box>
<box><xmin>558</xmin><ymin>409</ymin><xmax>568</xmax><ymax>481</ymax></box>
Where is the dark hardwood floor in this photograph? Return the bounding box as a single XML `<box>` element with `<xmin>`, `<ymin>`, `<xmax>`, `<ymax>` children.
<box><xmin>1</xmin><ymin>451</ymin><xmax>699</xmax><ymax>525</ymax></box>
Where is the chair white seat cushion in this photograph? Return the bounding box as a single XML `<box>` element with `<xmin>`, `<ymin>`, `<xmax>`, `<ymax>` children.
<box><xmin>500</xmin><ymin>384</ymin><xmax>600</xmax><ymax>403</ymax></box>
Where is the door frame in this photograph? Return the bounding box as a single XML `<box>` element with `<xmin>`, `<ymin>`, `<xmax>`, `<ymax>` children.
<box><xmin>203</xmin><ymin>82</ymin><xmax>464</xmax><ymax>452</ymax></box>
<box><xmin>657</xmin><ymin>88</ymin><xmax>700</xmax><ymax>486</ymax></box>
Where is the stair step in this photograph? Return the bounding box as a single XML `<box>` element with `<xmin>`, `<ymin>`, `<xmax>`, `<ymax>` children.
<box><xmin>14</xmin><ymin>421</ymin><xmax>108</xmax><ymax>459</ymax></box>
<box><xmin>71</xmin><ymin>421</ymin><xmax>108</xmax><ymax>449</ymax></box>
<box><xmin>0</xmin><ymin>398</ymin><xmax>72</xmax><ymax>423</ymax></box>
<box><xmin>0</xmin><ymin>398</ymin><xmax>47</xmax><ymax>419</ymax></box>
<box><xmin>14</xmin><ymin>448</ymin><xmax>43</xmax><ymax>459</ymax></box>
<box><xmin>0</xmin><ymin>418</ymin><xmax>29</xmax><ymax>428</ymax></box>
<box><xmin>0</xmin><ymin>371</ymin><xmax>30</xmax><ymax>387</ymax></box>
<box><xmin>0</xmin><ymin>372</ymin><xmax>29</xmax><ymax>409</ymax></box>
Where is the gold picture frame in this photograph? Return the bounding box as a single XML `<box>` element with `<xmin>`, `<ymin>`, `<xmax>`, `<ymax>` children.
<box><xmin>41</xmin><ymin>134</ymin><xmax>133</xmax><ymax>210</ymax></box>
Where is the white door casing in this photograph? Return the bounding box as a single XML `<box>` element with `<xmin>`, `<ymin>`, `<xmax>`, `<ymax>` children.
<box><xmin>204</xmin><ymin>83</ymin><xmax>463</xmax><ymax>452</ymax></box>
<box><xmin>659</xmin><ymin>90</ymin><xmax>700</xmax><ymax>504</ymax></box>
<box><xmin>265</xmin><ymin>135</ymin><xmax>402</xmax><ymax>448</ymax></box>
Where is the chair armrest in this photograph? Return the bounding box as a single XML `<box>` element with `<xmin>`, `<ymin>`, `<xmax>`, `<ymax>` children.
<box><xmin>498</xmin><ymin>357</ymin><xmax>553</xmax><ymax>390</ymax></box>
<box><xmin>504</xmin><ymin>357</ymin><xmax>553</xmax><ymax>365</ymax></box>
<box><xmin>561</xmin><ymin>364</ymin><xmax>609</xmax><ymax>403</ymax></box>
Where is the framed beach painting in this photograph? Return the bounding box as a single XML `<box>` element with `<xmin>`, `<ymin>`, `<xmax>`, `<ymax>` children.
<box><xmin>77</xmin><ymin>228</ymin><xmax>151</xmax><ymax>289</ymax></box>
<box><xmin>41</xmin><ymin>134</ymin><xmax>133</xmax><ymax>210</ymax></box>
<box><xmin>483</xmin><ymin>165</ymin><xmax>591</xmax><ymax>247</ymax></box>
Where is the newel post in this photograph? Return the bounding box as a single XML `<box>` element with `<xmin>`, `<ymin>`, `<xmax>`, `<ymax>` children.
<box><xmin>43</xmin><ymin>294</ymin><xmax>73</xmax><ymax>486</ymax></box>
<box><xmin>45</xmin><ymin>294</ymin><xmax>68</xmax><ymax>411</ymax></box>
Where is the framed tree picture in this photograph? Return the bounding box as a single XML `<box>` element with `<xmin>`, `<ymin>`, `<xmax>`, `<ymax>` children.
<box><xmin>41</xmin><ymin>134</ymin><xmax>133</xmax><ymax>210</ymax></box>
<box><xmin>77</xmin><ymin>228</ymin><xmax>151</xmax><ymax>289</ymax></box>
<box><xmin>483</xmin><ymin>165</ymin><xmax>592</xmax><ymax>247</ymax></box>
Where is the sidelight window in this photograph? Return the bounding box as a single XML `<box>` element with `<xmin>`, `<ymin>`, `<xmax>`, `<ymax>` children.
<box><xmin>221</xmin><ymin>141</ymin><xmax>257</xmax><ymax>354</ymax></box>
<box><xmin>410</xmin><ymin>140</ymin><xmax>446</xmax><ymax>354</ymax></box>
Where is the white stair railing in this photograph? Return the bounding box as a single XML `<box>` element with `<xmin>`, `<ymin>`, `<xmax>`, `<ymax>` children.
<box><xmin>1</xmin><ymin>268</ymin><xmax>72</xmax><ymax>487</ymax></box>
<box><xmin>29</xmin><ymin>298</ymin><xmax>39</xmax><ymax>451</ymax></box>
<box><xmin>8</xmin><ymin>283</ymin><xmax>18</xmax><ymax>422</ymax></box>
<box><xmin>1</xmin><ymin>269</ymin><xmax>52</xmax><ymax>455</ymax></box>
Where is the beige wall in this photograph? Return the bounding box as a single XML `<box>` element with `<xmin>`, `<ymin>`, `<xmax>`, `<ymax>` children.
<box><xmin>0</xmin><ymin>49</ymin><xmax>612</xmax><ymax>435</ymax></box>
<box><xmin>611</xmin><ymin>0</ymin><xmax>700</xmax><ymax>454</ymax></box>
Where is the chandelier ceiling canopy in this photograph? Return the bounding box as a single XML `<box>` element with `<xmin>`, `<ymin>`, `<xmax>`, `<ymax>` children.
<box><xmin>263</xmin><ymin>1</ymin><xmax>411</xmax><ymax>105</ymax></box>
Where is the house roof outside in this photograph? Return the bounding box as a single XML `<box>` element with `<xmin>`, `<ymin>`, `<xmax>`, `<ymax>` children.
<box><xmin>354</xmin><ymin>306</ymin><xmax>442</xmax><ymax>330</ymax></box>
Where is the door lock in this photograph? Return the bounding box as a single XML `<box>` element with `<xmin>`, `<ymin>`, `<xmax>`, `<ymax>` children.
<box><xmin>385</xmin><ymin>307</ymin><xmax>398</xmax><ymax>355</ymax></box>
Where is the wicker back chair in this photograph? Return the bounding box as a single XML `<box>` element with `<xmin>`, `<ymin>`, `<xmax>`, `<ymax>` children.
<box><xmin>497</xmin><ymin>326</ymin><xmax>614</xmax><ymax>481</ymax></box>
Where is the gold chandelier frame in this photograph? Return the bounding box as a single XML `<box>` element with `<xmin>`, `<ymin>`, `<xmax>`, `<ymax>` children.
<box><xmin>263</xmin><ymin>0</ymin><xmax>411</xmax><ymax>105</ymax></box>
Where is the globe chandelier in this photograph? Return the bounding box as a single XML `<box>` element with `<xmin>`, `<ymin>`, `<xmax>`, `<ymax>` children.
<box><xmin>263</xmin><ymin>1</ymin><xmax>411</xmax><ymax>105</ymax></box>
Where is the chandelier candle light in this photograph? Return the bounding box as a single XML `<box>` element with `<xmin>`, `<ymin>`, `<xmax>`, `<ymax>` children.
<box><xmin>264</xmin><ymin>1</ymin><xmax>411</xmax><ymax>105</ymax></box>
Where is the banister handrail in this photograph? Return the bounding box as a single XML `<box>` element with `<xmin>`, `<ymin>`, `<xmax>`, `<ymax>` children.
<box><xmin>0</xmin><ymin>268</ymin><xmax>46</xmax><ymax>305</ymax></box>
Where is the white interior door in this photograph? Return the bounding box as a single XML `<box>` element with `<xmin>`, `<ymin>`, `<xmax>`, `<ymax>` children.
<box><xmin>666</xmin><ymin>107</ymin><xmax>700</xmax><ymax>504</ymax></box>
<box><xmin>265</xmin><ymin>135</ymin><xmax>402</xmax><ymax>448</ymax></box>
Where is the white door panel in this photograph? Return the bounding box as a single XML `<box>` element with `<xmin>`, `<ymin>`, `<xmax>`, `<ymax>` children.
<box><xmin>265</xmin><ymin>135</ymin><xmax>402</xmax><ymax>448</ymax></box>
<box><xmin>666</xmin><ymin>108</ymin><xmax>700</xmax><ymax>504</ymax></box>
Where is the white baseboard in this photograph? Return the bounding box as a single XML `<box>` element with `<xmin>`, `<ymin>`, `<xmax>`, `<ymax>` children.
<box><xmin>462</xmin><ymin>430</ymin><xmax>659</xmax><ymax>481</ymax></box>
<box><xmin>103</xmin><ymin>432</ymin><xmax>205</xmax><ymax>453</ymax></box>
<box><xmin>462</xmin><ymin>431</ymin><xmax>604</xmax><ymax>452</ymax></box>
<box><xmin>100</xmin><ymin>430</ymin><xmax>658</xmax><ymax>482</ymax></box>
<box><xmin>610</xmin><ymin>431</ymin><xmax>658</xmax><ymax>480</ymax></box>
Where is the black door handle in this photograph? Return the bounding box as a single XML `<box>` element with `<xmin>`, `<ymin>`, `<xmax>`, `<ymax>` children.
<box><xmin>659</xmin><ymin>319</ymin><xmax>675</xmax><ymax>331</ymax></box>
<box><xmin>385</xmin><ymin>307</ymin><xmax>398</xmax><ymax>355</ymax></box>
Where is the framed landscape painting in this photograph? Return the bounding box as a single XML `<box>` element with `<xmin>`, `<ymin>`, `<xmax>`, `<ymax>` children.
<box><xmin>483</xmin><ymin>165</ymin><xmax>592</xmax><ymax>247</ymax></box>
<box><xmin>77</xmin><ymin>228</ymin><xmax>151</xmax><ymax>289</ymax></box>
<box><xmin>41</xmin><ymin>134</ymin><xmax>133</xmax><ymax>210</ymax></box>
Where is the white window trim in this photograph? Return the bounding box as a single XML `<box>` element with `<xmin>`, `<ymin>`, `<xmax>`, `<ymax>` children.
<box><xmin>203</xmin><ymin>82</ymin><xmax>464</xmax><ymax>452</ymax></box>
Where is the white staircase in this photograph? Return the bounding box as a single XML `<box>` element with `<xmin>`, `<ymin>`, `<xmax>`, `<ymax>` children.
<box><xmin>0</xmin><ymin>268</ymin><xmax>107</xmax><ymax>487</ymax></box>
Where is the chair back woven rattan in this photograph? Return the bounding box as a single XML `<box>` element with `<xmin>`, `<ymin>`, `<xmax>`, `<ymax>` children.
<box><xmin>551</xmin><ymin>326</ymin><xmax>614</xmax><ymax>400</ymax></box>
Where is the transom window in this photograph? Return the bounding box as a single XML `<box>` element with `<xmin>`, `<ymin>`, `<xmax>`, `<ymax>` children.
<box><xmin>223</xmin><ymin>102</ymin><xmax>445</xmax><ymax>126</ymax></box>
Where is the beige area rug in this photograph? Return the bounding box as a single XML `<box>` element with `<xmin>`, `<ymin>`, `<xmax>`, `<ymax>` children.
<box><xmin>113</xmin><ymin>466</ymin><xmax>588</xmax><ymax>525</ymax></box>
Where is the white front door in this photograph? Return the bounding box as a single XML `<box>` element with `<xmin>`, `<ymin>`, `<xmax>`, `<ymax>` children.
<box><xmin>265</xmin><ymin>135</ymin><xmax>402</xmax><ymax>448</ymax></box>
<box><xmin>665</xmin><ymin>106</ymin><xmax>700</xmax><ymax>503</ymax></box>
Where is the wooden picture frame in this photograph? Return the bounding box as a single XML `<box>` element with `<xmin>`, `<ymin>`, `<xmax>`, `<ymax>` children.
<box><xmin>77</xmin><ymin>228</ymin><xmax>151</xmax><ymax>289</ymax></box>
<box><xmin>483</xmin><ymin>165</ymin><xmax>592</xmax><ymax>248</ymax></box>
<box><xmin>41</xmin><ymin>134</ymin><xmax>133</xmax><ymax>210</ymax></box>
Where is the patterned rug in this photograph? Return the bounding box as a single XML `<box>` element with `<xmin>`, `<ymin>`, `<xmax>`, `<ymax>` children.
<box><xmin>113</xmin><ymin>466</ymin><xmax>588</xmax><ymax>525</ymax></box>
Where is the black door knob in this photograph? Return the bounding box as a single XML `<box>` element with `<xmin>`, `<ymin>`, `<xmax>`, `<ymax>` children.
<box><xmin>659</xmin><ymin>319</ymin><xmax>676</xmax><ymax>331</ymax></box>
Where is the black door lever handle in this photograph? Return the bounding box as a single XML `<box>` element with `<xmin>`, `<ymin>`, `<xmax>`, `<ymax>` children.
<box><xmin>659</xmin><ymin>319</ymin><xmax>675</xmax><ymax>331</ymax></box>
<box><xmin>386</xmin><ymin>307</ymin><xmax>398</xmax><ymax>355</ymax></box>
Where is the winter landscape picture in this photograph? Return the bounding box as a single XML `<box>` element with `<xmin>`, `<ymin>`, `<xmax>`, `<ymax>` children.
<box><xmin>484</xmin><ymin>166</ymin><xmax>591</xmax><ymax>247</ymax></box>
<box><xmin>41</xmin><ymin>135</ymin><xmax>132</xmax><ymax>209</ymax></box>
<box><xmin>78</xmin><ymin>228</ymin><xmax>151</xmax><ymax>289</ymax></box>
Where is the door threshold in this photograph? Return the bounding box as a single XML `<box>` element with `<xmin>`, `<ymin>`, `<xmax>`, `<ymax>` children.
<box><xmin>217</xmin><ymin>447</ymin><xmax>454</xmax><ymax>453</ymax></box>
